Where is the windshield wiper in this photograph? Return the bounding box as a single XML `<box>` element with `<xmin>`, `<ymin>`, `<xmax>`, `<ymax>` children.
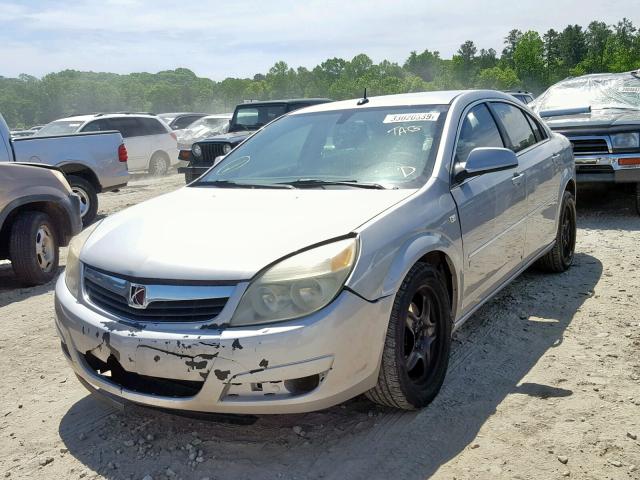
<box><xmin>195</xmin><ymin>180</ymin><xmax>294</xmax><ymax>189</ymax></box>
<box><xmin>278</xmin><ymin>178</ymin><xmax>387</xmax><ymax>190</ymax></box>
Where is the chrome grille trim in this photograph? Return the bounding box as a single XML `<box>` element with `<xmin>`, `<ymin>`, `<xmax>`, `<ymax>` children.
<box><xmin>82</xmin><ymin>266</ymin><xmax>233</xmax><ymax>323</ymax></box>
<box><xmin>567</xmin><ymin>135</ymin><xmax>611</xmax><ymax>156</ymax></box>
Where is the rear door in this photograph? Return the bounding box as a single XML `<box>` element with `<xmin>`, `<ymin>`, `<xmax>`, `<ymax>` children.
<box><xmin>490</xmin><ymin>102</ymin><xmax>559</xmax><ymax>260</ymax></box>
<box><xmin>450</xmin><ymin>103</ymin><xmax>527</xmax><ymax>313</ymax></box>
<box><xmin>106</xmin><ymin>118</ymin><xmax>148</xmax><ymax>171</ymax></box>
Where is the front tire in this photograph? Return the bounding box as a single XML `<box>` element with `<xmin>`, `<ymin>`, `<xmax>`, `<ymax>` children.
<box><xmin>67</xmin><ymin>175</ymin><xmax>98</xmax><ymax>227</ymax></box>
<box><xmin>536</xmin><ymin>190</ymin><xmax>577</xmax><ymax>273</ymax></box>
<box><xmin>366</xmin><ymin>263</ymin><xmax>452</xmax><ymax>410</ymax></box>
<box><xmin>9</xmin><ymin>211</ymin><xmax>60</xmax><ymax>286</ymax></box>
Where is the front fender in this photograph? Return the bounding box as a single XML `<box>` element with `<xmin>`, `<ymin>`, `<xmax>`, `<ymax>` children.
<box><xmin>346</xmin><ymin>186</ymin><xmax>464</xmax><ymax>318</ymax></box>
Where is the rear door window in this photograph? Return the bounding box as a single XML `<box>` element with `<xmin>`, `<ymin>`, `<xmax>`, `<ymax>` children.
<box><xmin>139</xmin><ymin>118</ymin><xmax>168</xmax><ymax>135</ymax></box>
<box><xmin>455</xmin><ymin>103</ymin><xmax>504</xmax><ymax>164</ymax></box>
<box><xmin>490</xmin><ymin>102</ymin><xmax>537</xmax><ymax>153</ymax></box>
<box><xmin>107</xmin><ymin>118</ymin><xmax>146</xmax><ymax>138</ymax></box>
<box><xmin>81</xmin><ymin>119</ymin><xmax>111</xmax><ymax>132</ymax></box>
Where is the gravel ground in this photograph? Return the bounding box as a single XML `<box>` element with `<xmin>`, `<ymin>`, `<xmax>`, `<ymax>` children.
<box><xmin>0</xmin><ymin>175</ymin><xmax>639</xmax><ymax>480</ymax></box>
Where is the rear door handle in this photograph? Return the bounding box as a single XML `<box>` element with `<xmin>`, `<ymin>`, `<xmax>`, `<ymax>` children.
<box><xmin>512</xmin><ymin>172</ymin><xmax>524</xmax><ymax>185</ymax></box>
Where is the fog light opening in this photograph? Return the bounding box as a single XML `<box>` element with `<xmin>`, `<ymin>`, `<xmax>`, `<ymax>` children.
<box><xmin>284</xmin><ymin>374</ymin><xmax>320</xmax><ymax>395</ymax></box>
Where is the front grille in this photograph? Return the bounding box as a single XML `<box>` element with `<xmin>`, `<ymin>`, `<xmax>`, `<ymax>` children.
<box><xmin>576</xmin><ymin>164</ymin><xmax>614</xmax><ymax>173</ymax></box>
<box><xmin>83</xmin><ymin>267</ymin><xmax>229</xmax><ymax>323</ymax></box>
<box><xmin>200</xmin><ymin>143</ymin><xmax>226</xmax><ymax>165</ymax></box>
<box><xmin>569</xmin><ymin>137</ymin><xmax>610</xmax><ymax>155</ymax></box>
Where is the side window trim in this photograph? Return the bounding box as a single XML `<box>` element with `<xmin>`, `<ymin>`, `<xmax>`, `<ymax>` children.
<box><xmin>450</xmin><ymin>100</ymin><xmax>506</xmax><ymax>187</ymax></box>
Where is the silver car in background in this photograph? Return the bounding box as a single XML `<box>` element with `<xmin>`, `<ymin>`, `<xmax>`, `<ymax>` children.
<box><xmin>54</xmin><ymin>90</ymin><xmax>576</xmax><ymax>414</ymax></box>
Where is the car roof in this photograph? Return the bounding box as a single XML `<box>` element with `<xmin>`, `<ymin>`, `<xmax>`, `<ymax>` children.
<box><xmin>236</xmin><ymin>98</ymin><xmax>331</xmax><ymax>107</ymax></box>
<box><xmin>158</xmin><ymin>112</ymin><xmax>208</xmax><ymax>117</ymax></box>
<box><xmin>202</xmin><ymin>113</ymin><xmax>232</xmax><ymax>119</ymax></box>
<box><xmin>53</xmin><ymin>113</ymin><xmax>160</xmax><ymax>122</ymax></box>
<box><xmin>289</xmin><ymin>90</ymin><xmax>517</xmax><ymax>115</ymax></box>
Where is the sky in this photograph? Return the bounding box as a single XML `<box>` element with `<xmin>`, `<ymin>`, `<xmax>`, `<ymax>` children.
<box><xmin>0</xmin><ymin>0</ymin><xmax>638</xmax><ymax>80</ymax></box>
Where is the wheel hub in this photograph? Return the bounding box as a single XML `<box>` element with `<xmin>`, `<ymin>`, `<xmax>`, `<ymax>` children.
<box><xmin>35</xmin><ymin>225</ymin><xmax>55</xmax><ymax>272</ymax></box>
<box><xmin>404</xmin><ymin>286</ymin><xmax>439</xmax><ymax>382</ymax></box>
<box><xmin>72</xmin><ymin>186</ymin><xmax>90</xmax><ymax>217</ymax></box>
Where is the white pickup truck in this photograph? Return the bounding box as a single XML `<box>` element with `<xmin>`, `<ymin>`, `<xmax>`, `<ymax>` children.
<box><xmin>1</xmin><ymin>113</ymin><xmax>129</xmax><ymax>225</ymax></box>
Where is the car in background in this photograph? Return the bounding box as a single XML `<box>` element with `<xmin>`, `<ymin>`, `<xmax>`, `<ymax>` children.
<box><xmin>55</xmin><ymin>90</ymin><xmax>576</xmax><ymax>414</ymax></box>
<box><xmin>178</xmin><ymin>99</ymin><xmax>332</xmax><ymax>183</ymax></box>
<box><xmin>530</xmin><ymin>71</ymin><xmax>640</xmax><ymax>214</ymax></box>
<box><xmin>36</xmin><ymin>113</ymin><xmax>179</xmax><ymax>175</ymax></box>
<box><xmin>158</xmin><ymin>112</ymin><xmax>208</xmax><ymax>131</ymax></box>
<box><xmin>176</xmin><ymin>113</ymin><xmax>232</xmax><ymax>163</ymax></box>
<box><xmin>505</xmin><ymin>91</ymin><xmax>535</xmax><ymax>104</ymax></box>
<box><xmin>2</xmin><ymin>113</ymin><xmax>128</xmax><ymax>226</ymax></box>
<box><xmin>0</xmin><ymin>162</ymin><xmax>82</xmax><ymax>286</ymax></box>
<box><xmin>10</xmin><ymin>125</ymin><xmax>44</xmax><ymax>138</ymax></box>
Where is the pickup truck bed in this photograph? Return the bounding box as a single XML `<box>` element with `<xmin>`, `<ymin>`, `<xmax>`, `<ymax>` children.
<box><xmin>1</xmin><ymin>113</ymin><xmax>129</xmax><ymax>225</ymax></box>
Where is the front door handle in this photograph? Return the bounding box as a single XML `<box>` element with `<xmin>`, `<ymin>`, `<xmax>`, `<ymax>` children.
<box><xmin>551</xmin><ymin>153</ymin><xmax>561</xmax><ymax>166</ymax></box>
<box><xmin>512</xmin><ymin>172</ymin><xmax>524</xmax><ymax>185</ymax></box>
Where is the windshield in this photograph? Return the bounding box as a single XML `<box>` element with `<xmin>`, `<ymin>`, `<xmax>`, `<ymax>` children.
<box><xmin>178</xmin><ymin>117</ymin><xmax>230</xmax><ymax>147</ymax></box>
<box><xmin>35</xmin><ymin>120</ymin><xmax>84</xmax><ymax>136</ymax></box>
<box><xmin>532</xmin><ymin>73</ymin><xmax>640</xmax><ymax>113</ymax></box>
<box><xmin>195</xmin><ymin>105</ymin><xmax>448</xmax><ymax>189</ymax></box>
<box><xmin>230</xmin><ymin>104</ymin><xmax>287</xmax><ymax>132</ymax></box>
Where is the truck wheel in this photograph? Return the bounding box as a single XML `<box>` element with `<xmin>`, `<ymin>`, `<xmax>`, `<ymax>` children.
<box><xmin>366</xmin><ymin>263</ymin><xmax>452</xmax><ymax>410</ymax></box>
<box><xmin>149</xmin><ymin>152</ymin><xmax>169</xmax><ymax>176</ymax></box>
<box><xmin>67</xmin><ymin>175</ymin><xmax>98</xmax><ymax>226</ymax></box>
<box><xmin>635</xmin><ymin>183</ymin><xmax>640</xmax><ymax>216</ymax></box>
<box><xmin>536</xmin><ymin>190</ymin><xmax>577</xmax><ymax>273</ymax></box>
<box><xmin>9</xmin><ymin>211</ymin><xmax>59</xmax><ymax>286</ymax></box>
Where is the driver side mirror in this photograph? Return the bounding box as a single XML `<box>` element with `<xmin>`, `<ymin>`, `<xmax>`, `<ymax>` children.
<box><xmin>454</xmin><ymin>147</ymin><xmax>518</xmax><ymax>182</ymax></box>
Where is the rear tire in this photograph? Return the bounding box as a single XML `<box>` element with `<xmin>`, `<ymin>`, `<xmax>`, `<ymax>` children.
<box><xmin>149</xmin><ymin>152</ymin><xmax>170</xmax><ymax>176</ymax></box>
<box><xmin>536</xmin><ymin>190</ymin><xmax>577</xmax><ymax>273</ymax></box>
<box><xmin>9</xmin><ymin>211</ymin><xmax>59</xmax><ymax>286</ymax></box>
<box><xmin>366</xmin><ymin>263</ymin><xmax>452</xmax><ymax>410</ymax></box>
<box><xmin>67</xmin><ymin>175</ymin><xmax>98</xmax><ymax>227</ymax></box>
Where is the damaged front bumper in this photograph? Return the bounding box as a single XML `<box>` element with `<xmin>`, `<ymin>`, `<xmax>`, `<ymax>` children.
<box><xmin>54</xmin><ymin>274</ymin><xmax>393</xmax><ymax>414</ymax></box>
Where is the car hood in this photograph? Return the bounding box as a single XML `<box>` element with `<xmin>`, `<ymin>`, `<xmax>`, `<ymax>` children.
<box><xmin>199</xmin><ymin>131</ymin><xmax>252</xmax><ymax>144</ymax></box>
<box><xmin>81</xmin><ymin>187</ymin><xmax>414</xmax><ymax>281</ymax></box>
<box><xmin>543</xmin><ymin>109</ymin><xmax>640</xmax><ymax>130</ymax></box>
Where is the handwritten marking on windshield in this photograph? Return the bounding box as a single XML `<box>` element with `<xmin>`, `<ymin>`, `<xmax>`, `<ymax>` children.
<box><xmin>387</xmin><ymin>125</ymin><xmax>422</xmax><ymax>136</ymax></box>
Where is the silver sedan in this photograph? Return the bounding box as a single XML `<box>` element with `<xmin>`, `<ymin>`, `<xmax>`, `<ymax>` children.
<box><xmin>54</xmin><ymin>90</ymin><xmax>576</xmax><ymax>413</ymax></box>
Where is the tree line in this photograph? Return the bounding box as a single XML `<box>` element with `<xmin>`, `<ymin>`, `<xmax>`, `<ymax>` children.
<box><xmin>2</xmin><ymin>18</ymin><xmax>639</xmax><ymax>128</ymax></box>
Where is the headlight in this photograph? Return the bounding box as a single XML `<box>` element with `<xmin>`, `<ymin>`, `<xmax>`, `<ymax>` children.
<box><xmin>192</xmin><ymin>144</ymin><xmax>202</xmax><ymax>157</ymax></box>
<box><xmin>223</xmin><ymin>143</ymin><xmax>232</xmax><ymax>154</ymax></box>
<box><xmin>65</xmin><ymin>222</ymin><xmax>101</xmax><ymax>299</ymax></box>
<box><xmin>230</xmin><ymin>238</ymin><xmax>358</xmax><ymax>326</ymax></box>
<box><xmin>611</xmin><ymin>132</ymin><xmax>640</xmax><ymax>150</ymax></box>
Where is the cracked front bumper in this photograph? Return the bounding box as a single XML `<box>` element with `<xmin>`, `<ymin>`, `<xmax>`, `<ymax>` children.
<box><xmin>54</xmin><ymin>274</ymin><xmax>394</xmax><ymax>414</ymax></box>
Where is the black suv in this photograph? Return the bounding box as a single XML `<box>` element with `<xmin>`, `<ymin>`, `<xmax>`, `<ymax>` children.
<box><xmin>178</xmin><ymin>98</ymin><xmax>331</xmax><ymax>183</ymax></box>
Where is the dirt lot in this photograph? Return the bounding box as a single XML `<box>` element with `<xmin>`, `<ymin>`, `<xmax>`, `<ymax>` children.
<box><xmin>1</xmin><ymin>174</ymin><xmax>639</xmax><ymax>480</ymax></box>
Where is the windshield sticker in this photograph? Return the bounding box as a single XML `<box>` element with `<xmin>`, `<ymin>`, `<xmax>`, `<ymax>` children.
<box><xmin>383</xmin><ymin>112</ymin><xmax>440</xmax><ymax>123</ymax></box>
<box><xmin>619</xmin><ymin>87</ymin><xmax>640</xmax><ymax>93</ymax></box>
<box><xmin>387</xmin><ymin>125</ymin><xmax>422</xmax><ymax>136</ymax></box>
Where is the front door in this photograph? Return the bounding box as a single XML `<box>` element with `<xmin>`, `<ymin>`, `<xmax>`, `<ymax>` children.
<box><xmin>450</xmin><ymin>103</ymin><xmax>526</xmax><ymax>314</ymax></box>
